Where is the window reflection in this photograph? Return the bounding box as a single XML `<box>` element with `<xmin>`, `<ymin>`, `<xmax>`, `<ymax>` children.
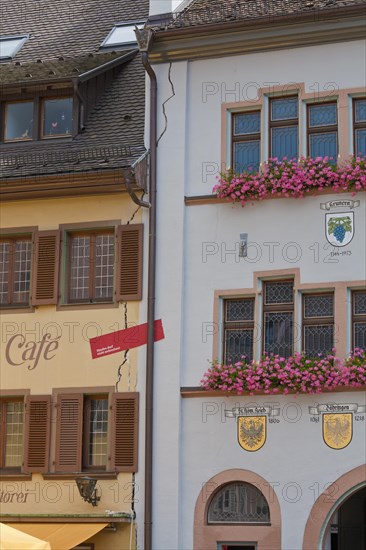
<box><xmin>5</xmin><ymin>102</ymin><xmax>33</xmax><ymax>141</ymax></box>
<box><xmin>43</xmin><ymin>98</ymin><xmax>72</xmax><ymax>137</ymax></box>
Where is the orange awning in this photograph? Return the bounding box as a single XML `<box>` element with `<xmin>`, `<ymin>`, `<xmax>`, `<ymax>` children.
<box><xmin>0</xmin><ymin>523</ymin><xmax>51</xmax><ymax>550</ymax></box>
<box><xmin>8</xmin><ymin>523</ymin><xmax>108</xmax><ymax>550</ymax></box>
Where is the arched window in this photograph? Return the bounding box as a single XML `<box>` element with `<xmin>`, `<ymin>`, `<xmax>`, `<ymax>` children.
<box><xmin>208</xmin><ymin>482</ymin><xmax>270</xmax><ymax>524</ymax></box>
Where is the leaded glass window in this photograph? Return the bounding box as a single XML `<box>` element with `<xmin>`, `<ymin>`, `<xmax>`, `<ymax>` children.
<box><xmin>263</xmin><ymin>281</ymin><xmax>294</xmax><ymax>358</ymax></box>
<box><xmin>223</xmin><ymin>298</ymin><xmax>255</xmax><ymax>363</ymax></box>
<box><xmin>353</xmin><ymin>98</ymin><xmax>366</xmax><ymax>156</ymax></box>
<box><xmin>270</xmin><ymin>96</ymin><xmax>298</xmax><ymax>160</ymax></box>
<box><xmin>84</xmin><ymin>396</ymin><xmax>108</xmax><ymax>468</ymax></box>
<box><xmin>308</xmin><ymin>102</ymin><xmax>338</xmax><ymax>161</ymax></box>
<box><xmin>0</xmin><ymin>237</ymin><xmax>32</xmax><ymax>307</ymax></box>
<box><xmin>352</xmin><ymin>290</ymin><xmax>366</xmax><ymax>350</ymax></box>
<box><xmin>0</xmin><ymin>399</ymin><xmax>24</xmax><ymax>469</ymax></box>
<box><xmin>208</xmin><ymin>482</ymin><xmax>270</xmax><ymax>524</ymax></box>
<box><xmin>68</xmin><ymin>231</ymin><xmax>114</xmax><ymax>303</ymax></box>
<box><xmin>302</xmin><ymin>293</ymin><xmax>334</xmax><ymax>356</ymax></box>
<box><xmin>232</xmin><ymin>111</ymin><xmax>260</xmax><ymax>173</ymax></box>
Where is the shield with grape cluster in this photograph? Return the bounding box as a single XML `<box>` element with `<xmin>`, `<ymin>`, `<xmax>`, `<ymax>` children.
<box><xmin>326</xmin><ymin>212</ymin><xmax>354</xmax><ymax>247</ymax></box>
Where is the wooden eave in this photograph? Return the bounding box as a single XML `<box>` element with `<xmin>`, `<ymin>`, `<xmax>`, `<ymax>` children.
<box><xmin>0</xmin><ymin>169</ymin><xmax>143</xmax><ymax>201</ymax></box>
<box><xmin>1</xmin><ymin>515</ymin><xmax>131</xmax><ymax>524</ymax></box>
<box><xmin>149</xmin><ymin>6</ymin><xmax>366</xmax><ymax>62</ymax></box>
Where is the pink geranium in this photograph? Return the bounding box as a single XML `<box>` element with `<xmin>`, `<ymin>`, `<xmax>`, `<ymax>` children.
<box><xmin>200</xmin><ymin>349</ymin><xmax>366</xmax><ymax>395</ymax></box>
<box><xmin>213</xmin><ymin>156</ymin><xmax>366</xmax><ymax>205</ymax></box>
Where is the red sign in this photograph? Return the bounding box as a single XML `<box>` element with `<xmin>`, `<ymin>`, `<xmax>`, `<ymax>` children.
<box><xmin>90</xmin><ymin>319</ymin><xmax>164</xmax><ymax>359</ymax></box>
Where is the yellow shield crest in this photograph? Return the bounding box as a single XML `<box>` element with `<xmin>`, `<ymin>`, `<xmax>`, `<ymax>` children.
<box><xmin>238</xmin><ymin>416</ymin><xmax>266</xmax><ymax>452</ymax></box>
<box><xmin>323</xmin><ymin>413</ymin><xmax>353</xmax><ymax>450</ymax></box>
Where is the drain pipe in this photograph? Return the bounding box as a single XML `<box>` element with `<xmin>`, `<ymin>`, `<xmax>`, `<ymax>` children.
<box><xmin>136</xmin><ymin>28</ymin><xmax>158</xmax><ymax>550</ymax></box>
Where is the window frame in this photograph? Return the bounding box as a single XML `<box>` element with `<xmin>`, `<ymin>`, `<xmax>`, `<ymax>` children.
<box><xmin>352</xmin><ymin>289</ymin><xmax>366</xmax><ymax>351</ymax></box>
<box><xmin>231</xmin><ymin>110</ymin><xmax>261</xmax><ymax>174</ymax></box>
<box><xmin>307</xmin><ymin>101</ymin><xmax>338</xmax><ymax>159</ymax></box>
<box><xmin>353</xmin><ymin>97</ymin><xmax>366</xmax><ymax>156</ymax></box>
<box><xmin>0</xmin><ymin>397</ymin><xmax>25</xmax><ymax>472</ymax></box>
<box><xmin>0</xmin><ymin>34</ymin><xmax>28</xmax><ymax>61</ymax></box>
<box><xmin>269</xmin><ymin>95</ymin><xmax>299</xmax><ymax>160</ymax></box>
<box><xmin>207</xmin><ymin>481</ymin><xmax>271</xmax><ymax>525</ymax></box>
<box><xmin>262</xmin><ymin>280</ymin><xmax>294</xmax><ymax>357</ymax></box>
<box><xmin>1</xmin><ymin>91</ymin><xmax>74</xmax><ymax>144</ymax></box>
<box><xmin>64</xmin><ymin>227</ymin><xmax>116</xmax><ymax>305</ymax></box>
<box><xmin>40</xmin><ymin>96</ymin><xmax>74</xmax><ymax>140</ymax></box>
<box><xmin>82</xmin><ymin>393</ymin><xmax>109</xmax><ymax>471</ymax></box>
<box><xmin>0</xmin><ymin>232</ymin><xmax>33</xmax><ymax>308</ymax></box>
<box><xmin>302</xmin><ymin>292</ymin><xmax>334</xmax><ymax>356</ymax></box>
<box><xmin>53</xmin><ymin>387</ymin><xmax>139</xmax><ymax>474</ymax></box>
<box><xmin>222</xmin><ymin>297</ymin><xmax>255</xmax><ymax>364</ymax></box>
<box><xmin>100</xmin><ymin>20</ymin><xmax>146</xmax><ymax>49</ymax></box>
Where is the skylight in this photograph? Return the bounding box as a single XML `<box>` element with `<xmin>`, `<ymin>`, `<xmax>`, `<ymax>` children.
<box><xmin>101</xmin><ymin>22</ymin><xmax>145</xmax><ymax>48</ymax></box>
<box><xmin>0</xmin><ymin>35</ymin><xmax>28</xmax><ymax>60</ymax></box>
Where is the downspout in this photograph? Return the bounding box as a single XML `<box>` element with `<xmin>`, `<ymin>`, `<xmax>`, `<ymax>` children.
<box><xmin>135</xmin><ymin>27</ymin><xmax>157</xmax><ymax>550</ymax></box>
<box><xmin>141</xmin><ymin>48</ymin><xmax>157</xmax><ymax>550</ymax></box>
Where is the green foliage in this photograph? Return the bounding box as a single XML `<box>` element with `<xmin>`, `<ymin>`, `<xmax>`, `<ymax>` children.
<box><xmin>327</xmin><ymin>216</ymin><xmax>352</xmax><ymax>236</ymax></box>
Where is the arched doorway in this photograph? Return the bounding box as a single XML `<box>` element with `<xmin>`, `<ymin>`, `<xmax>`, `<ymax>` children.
<box><xmin>303</xmin><ymin>465</ymin><xmax>366</xmax><ymax>550</ymax></box>
<box><xmin>324</xmin><ymin>486</ymin><xmax>366</xmax><ymax>550</ymax></box>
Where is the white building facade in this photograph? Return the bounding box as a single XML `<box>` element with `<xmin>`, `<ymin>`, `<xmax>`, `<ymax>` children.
<box><xmin>137</xmin><ymin>2</ymin><xmax>366</xmax><ymax>549</ymax></box>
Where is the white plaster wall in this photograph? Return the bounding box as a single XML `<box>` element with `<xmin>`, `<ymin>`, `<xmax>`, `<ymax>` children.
<box><xmin>182</xmin><ymin>192</ymin><xmax>366</xmax><ymax>385</ymax></box>
<box><xmin>180</xmin><ymin>392</ymin><xmax>366</xmax><ymax>550</ymax></box>
<box><xmin>184</xmin><ymin>39</ymin><xmax>366</xmax><ymax>196</ymax></box>
<box><xmin>149</xmin><ymin>39</ymin><xmax>366</xmax><ymax>549</ymax></box>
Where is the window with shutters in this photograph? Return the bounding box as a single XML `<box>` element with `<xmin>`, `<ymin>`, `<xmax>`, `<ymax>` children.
<box><xmin>0</xmin><ymin>236</ymin><xmax>32</xmax><ymax>307</ymax></box>
<box><xmin>1</xmin><ymin>395</ymin><xmax>50</xmax><ymax>475</ymax></box>
<box><xmin>0</xmin><ymin>398</ymin><xmax>24</xmax><ymax>471</ymax></box>
<box><xmin>352</xmin><ymin>290</ymin><xmax>366</xmax><ymax>350</ymax></box>
<box><xmin>55</xmin><ymin>391</ymin><xmax>138</xmax><ymax>473</ymax></box>
<box><xmin>302</xmin><ymin>293</ymin><xmax>334</xmax><ymax>356</ymax></box>
<box><xmin>66</xmin><ymin>231</ymin><xmax>115</xmax><ymax>303</ymax></box>
<box><xmin>61</xmin><ymin>223</ymin><xmax>143</xmax><ymax>305</ymax></box>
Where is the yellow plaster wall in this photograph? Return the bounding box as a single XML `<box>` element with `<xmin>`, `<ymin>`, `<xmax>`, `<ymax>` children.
<box><xmin>0</xmin><ymin>193</ymin><xmax>142</xmax><ymax>393</ymax></box>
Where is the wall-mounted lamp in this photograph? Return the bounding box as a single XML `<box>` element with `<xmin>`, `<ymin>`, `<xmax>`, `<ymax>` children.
<box><xmin>239</xmin><ymin>233</ymin><xmax>248</xmax><ymax>258</ymax></box>
<box><xmin>75</xmin><ymin>477</ymin><xmax>100</xmax><ymax>507</ymax></box>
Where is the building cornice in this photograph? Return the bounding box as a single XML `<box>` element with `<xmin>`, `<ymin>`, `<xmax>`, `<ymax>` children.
<box><xmin>0</xmin><ymin>169</ymin><xmax>143</xmax><ymax>201</ymax></box>
<box><xmin>149</xmin><ymin>8</ymin><xmax>366</xmax><ymax>63</ymax></box>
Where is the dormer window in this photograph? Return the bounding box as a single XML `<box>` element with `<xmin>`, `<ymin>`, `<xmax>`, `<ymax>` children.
<box><xmin>0</xmin><ymin>35</ymin><xmax>28</xmax><ymax>60</ymax></box>
<box><xmin>5</xmin><ymin>101</ymin><xmax>33</xmax><ymax>141</ymax></box>
<box><xmin>101</xmin><ymin>21</ymin><xmax>145</xmax><ymax>48</ymax></box>
<box><xmin>42</xmin><ymin>98</ymin><xmax>73</xmax><ymax>138</ymax></box>
<box><xmin>2</xmin><ymin>95</ymin><xmax>73</xmax><ymax>143</ymax></box>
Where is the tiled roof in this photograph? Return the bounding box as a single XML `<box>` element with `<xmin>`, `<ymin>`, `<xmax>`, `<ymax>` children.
<box><xmin>0</xmin><ymin>0</ymin><xmax>149</xmax><ymax>180</ymax></box>
<box><xmin>1</xmin><ymin>0</ymin><xmax>149</xmax><ymax>62</ymax></box>
<box><xmin>151</xmin><ymin>0</ymin><xmax>366</xmax><ymax>30</ymax></box>
<box><xmin>0</xmin><ymin>55</ymin><xmax>146</xmax><ymax>178</ymax></box>
<box><xmin>0</xmin><ymin>52</ymin><xmax>132</xmax><ymax>85</ymax></box>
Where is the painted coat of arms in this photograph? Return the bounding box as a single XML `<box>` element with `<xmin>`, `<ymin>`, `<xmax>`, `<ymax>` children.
<box><xmin>238</xmin><ymin>416</ymin><xmax>266</xmax><ymax>452</ymax></box>
<box><xmin>323</xmin><ymin>413</ymin><xmax>353</xmax><ymax>450</ymax></box>
<box><xmin>326</xmin><ymin>212</ymin><xmax>354</xmax><ymax>247</ymax></box>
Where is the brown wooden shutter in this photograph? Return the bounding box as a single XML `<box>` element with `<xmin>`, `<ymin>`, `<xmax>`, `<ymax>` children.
<box><xmin>55</xmin><ymin>394</ymin><xmax>83</xmax><ymax>472</ymax></box>
<box><xmin>110</xmin><ymin>393</ymin><xmax>139</xmax><ymax>472</ymax></box>
<box><xmin>23</xmin><ymin>396</ymin><xmax>51</xmax><ymax>474</ymax></box>
<box><xmin>116</xmin><ymin>224</ymin><xmax>143</xmax><ymax>301</ymax></box>
<box><xmin>31</xmin><ymin>230</ymin><xmax>60</xmax><ymax>305</ymax></box>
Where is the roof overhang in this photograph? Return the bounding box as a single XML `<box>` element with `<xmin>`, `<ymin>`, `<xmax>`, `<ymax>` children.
<box><xmin>0</xmin><ymin>168</ymin><xmax>145</xmax><ymax>201</ymax></box>
<box><xmin>0</xmin><ymin>50</ymin><xmax>137</xmax><ymax>92</ymax></box>
<box><xmin>148</xmin><ymin>5</ymin><xmax>366</xmax><ymax>62</ymax></box>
